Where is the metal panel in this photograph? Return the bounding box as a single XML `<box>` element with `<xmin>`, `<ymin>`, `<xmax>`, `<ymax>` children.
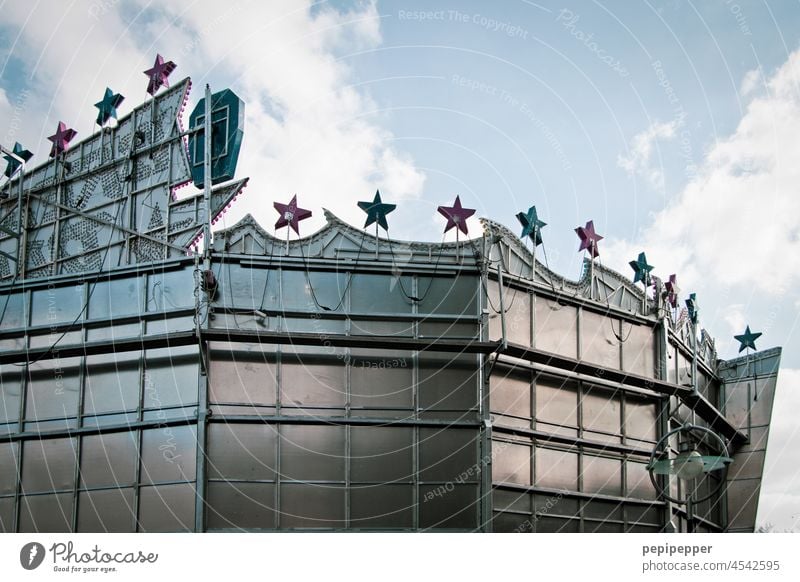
<box><xmin>84</xmin><ymin>352</ymin><xmax>140</xmax><ymax>415</ymax></box>
<box><xmin>535</xmin><ymin>446</ymin><xmax>578</xmax><ymax>490</ymax></box>
<box><xmin>350</xmin><ymin>426</ymin><xmax>413</xmax><ymax>482</ymax></box>
<box><xmin>80</xmin><ymin>432</ymin><xmax>137</xmax><ymax>487</ymax></box>
<box><xmin>419</xmin><ymin>484</ymin><xmax>478</xmax><ymax>529</ymax></box>
<box><xmin>419</xmin><ymin>428</ymin><xmax>478</xmax><ymax>482</ymax></box>
<box><xmin>279</xmin><ymin>484</ymin><xmax>345</xmax><ymax>529</ymax></box>
<box><xmin>280</xmin><ymin>425</ymin><xmax>345</xmax><ymax>481</ymax></box>
<box><xmin>138</xmin><ymin>483</ymin><xmax>195</xmax><ymax>532</ymax></box>
<box><xmin>207</xmin><ymin>423</ymin><xmax>276</xmax><ymax>480</ymax></box>
<box><xmin>21</xmin><ymin>438</ymin><xmax>77</xmax><ymax>493</ymax></box>
<box><xmin>0</xmin><ymin>442</ymin><xmax>18</xmax><ymax>494</ymax></box>
<box><xmin>19</xmin><ymin>493</ymin><xmax>73</xmax><ymax>532</ymax></box>
<box><xmin>350</xmin><ymin>484</ymin><xmax>413</xmax><ymax>529</ymax></box>
<box><xmin>77</xmin><ymin>488</ymin><xmax>135</xmax><ymax>532</ymax></box>
<box><xmin>580</xmin><ymin>309</ymin><xmax>621</xmax><ymax>369</ymax></box>
<box><xmin>206</xmin><ymin>482</ymin><xmax>275</xmax><ymax>530</ymax></box>
<box><xmin>534</xmin><ymin>297</ymin><xmax>577</xmax><ymax>358</ymax></box>
<box><xmin>140</xmin><ymin>425</ymin><xmax>197</xmax><ymax>484</ymax></box>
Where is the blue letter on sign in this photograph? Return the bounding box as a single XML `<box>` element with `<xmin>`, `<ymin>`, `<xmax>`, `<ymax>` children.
<box><xmin>188</xmin><ymin>88</ymin><xmax>245</xmax><ymax>188</ymax></box>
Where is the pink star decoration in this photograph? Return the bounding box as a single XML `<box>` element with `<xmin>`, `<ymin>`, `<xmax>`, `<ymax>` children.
<box><xmin>144</xmin><ymin>54</ymin><xmax>177</xmax><ymax>96</ymax></box>
<box><xmin>575</xmin><ymin>220</ymin><xmax>603</xmax><ymax>259</ymax></box>
<box><xmin>437</xmin><ymin>196</ymin><xmax>476</xmax><ymax>235</ymax></box>
<box><xmin>274</xmin><ymin>195</ymin><xmax>312</xmax><ymax>235</ymax></box>
<box><xmin>665</xmin><ymin>274</ymin><xmax>680</xmax><ymax>308</ymax></box>
<box><xmin>48</xmin><ymin>121</ymin><xmax>77</xmax><ymax>158</ymax></box>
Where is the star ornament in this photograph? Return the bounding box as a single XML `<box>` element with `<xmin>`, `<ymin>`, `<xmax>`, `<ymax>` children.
<box><xmin>664</xmin><ymin>274</ymin><xmax>680</xmax><ymax>308</ymax></box>
<box><xmin>48</xmin><ymin>121</ymin><xmax>77</xmax><ymax>158</ymax></box>
<box><xmin>516</xmin><ymin>206</ymin><xmax>547</xmax><ymax>246</ymax></box>
<box><xmin>685</xmin><ymin>293</ymin><xmax>699</xmax><ymax>324</ymax></box>
<box><xmin>358</xmin><ymin>190</ymin><xmax>396</xmax><ymax>231</ymax></box>
<box><xmin>274</xmin><ymin>195</ymin><xmax>312</xmax><ymax>235</ymax></box>
<box><xmin>575</xmin><ymin>220</ymin><xmax>603</xmax><ymax>259</ymax></box>
<box><xmin>734</xmin><ymin>325</ymin><xmax>762</xmax><ymax>353</ymax></box>
<box><xmin>144</xmin><ymin>54</ymin><xmax>177</xmax><ymax>96</ymax></box>
<box><xmin>94</xmin><ymin>87</ymin><xmax>124</xmax><ymax>126</ymax></box>
<box><xmin>629</xmin><ymin>251</ymin><xmax>654</xmax><ymax>286</ymax></box>
<box><xmin>3</xmin><ymin>142</ymin><xmax>33</xmax><ymax>178</ymax></box>
<box><xmin>437</xmin><ymin>195</ymin><xmax>475</xmax><ymax>235</ymax></box>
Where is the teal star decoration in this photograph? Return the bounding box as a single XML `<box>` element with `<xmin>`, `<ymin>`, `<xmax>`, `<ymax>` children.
<box><xmin>734</xmin><ymin>326</ymin><xmax>762</xmax><ymax>353</ymax></box>
<box><xmin>3</xmin><ymin>142</ymin><xmax>33</xmax><ymax>178</ymax></box>
<box><xmin>516</xmin><ymin>206</ymin><xmax>546</xmax><ymax>246</ymax></box>
<box><xmin>358</xmin><ymin>190</ymin><xmax>396</xmax><ymax>230</ymax></box>
<box><xmin>629</xmin><ymin>251</ymin><xmax>654</xmax><ymax>286</ymax></box>
<box><xmin>94</xmin><ymin>87</ymin><xmax>124</xmax><ymax>126</ymax></box>
<box><xmin>685</xmin><ymin>293</ymin><xmax>699</xmax><ymax>324</ymax></box>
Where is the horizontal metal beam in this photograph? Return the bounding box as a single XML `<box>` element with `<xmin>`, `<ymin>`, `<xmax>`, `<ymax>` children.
<box><xmin>502</xmin><ymin>341</ymin><xmax>687</xmax><ymax>396</ymax></box>
<box><xmin>201</xmin><ymin>328</ymin><xmax>499</xmax><ymax>354</ymax></box>
<box><xmin>0</xmin><ymin>415</ymin><xmax>197</xmax><ymax>442</ymax></box>
<box><xmin>209</xmin><ymin>415</ymin><xmax>481</xmax><ymax>428</ymax></box>
<box><xmin>684</xmin><ymin>392</ymin><xmax>748</xmax><ymax>448</ymax></box>
<box><xmin>0</xmin><ymin>330</ymin><xmax>197</xmax><ymax>364</ymax></box>
<box><xmin>491</xmin><ymin>424</ymin><xmax>655</xmax><ymax>457</ymax></box>
<box><xmin>500</xmin><ymin>341</ymin><xmax>747</xmax><ymax>447</ymax></box>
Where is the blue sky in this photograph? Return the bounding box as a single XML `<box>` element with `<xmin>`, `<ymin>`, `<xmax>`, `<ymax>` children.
<box><xmin>1</xmin><ymin>0</ymin><xmax>799</xmax><ymax>530</ymax></box>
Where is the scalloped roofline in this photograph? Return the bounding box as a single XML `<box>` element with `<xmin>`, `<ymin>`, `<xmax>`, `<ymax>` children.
<box><xmin>215</xmin><ymin>209</ymin><xmax>648</xmax><ymax>302</ymax></box>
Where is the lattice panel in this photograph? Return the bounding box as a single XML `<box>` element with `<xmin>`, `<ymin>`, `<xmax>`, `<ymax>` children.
<box><xmin>0</xmin><ymin>79</ymin><xmax>197</xmax><ymax>280</ymax></box>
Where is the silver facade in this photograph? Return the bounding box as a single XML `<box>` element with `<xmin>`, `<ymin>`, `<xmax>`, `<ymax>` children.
<box><xmin>0</xmin><ymin>209</ymin><xmax>781</xmax><ymax>532</ymax></box>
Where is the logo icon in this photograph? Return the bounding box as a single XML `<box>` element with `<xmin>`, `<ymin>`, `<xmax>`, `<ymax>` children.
<box><xmin>20</xmin><ymin>542</ymin><xmax>45</xmax><ymax>570</ymax></box>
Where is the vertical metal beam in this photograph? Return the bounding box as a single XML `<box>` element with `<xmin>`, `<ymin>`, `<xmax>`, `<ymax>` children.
<box><xmin>478</xmin><ymin>242</ymin><xmax>492</xmax><ymax>531</ymax></box>
<box><xmin>194</xmin><ymin>338</ymin><xmax>209</xmax><ymax>532</ymax></box>
<box><xmin>496</xmin><ymin>263</ymin><xmax>507</xmax><ymax>352</ymax></box>
<box><xmin>193</xmin><ymin>85</ymin><xmax>213</xmax><ymax>532</ymax></box>
<box><xmin>203</xmin><ymin>84</ymin><xmax>212</xmax><ymax>260</ymax></box>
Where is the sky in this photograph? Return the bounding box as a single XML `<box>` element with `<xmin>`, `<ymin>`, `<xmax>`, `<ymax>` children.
<box><xmin>1</xmin><ymin>0</ymin><xmax>798</xmax><ymax>530</ymax></box>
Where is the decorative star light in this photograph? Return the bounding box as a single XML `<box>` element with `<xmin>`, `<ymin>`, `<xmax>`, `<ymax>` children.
<box><xmin>144</xmin><ymin>54</ymin><xmax>177</xmax><ymax>96</ymax></box>
<box><xmin>94</xmin><ymin>87</ymin><xmax>125</xmax><ymax>126</ymax></box>
<box><xmin>516</xmin><ymin>206</ymin><xmax>547</xmax><ymax>246</ymax></box>
<box><xmin>3</xmin><ymin>142</ymin><xmax>33</xmax><ymax>178</ymax></box>
<box><xmin>437</xmin><ymin>195</ymin><xmax>475</xmax><ymax>235</ymax></box>
<box><xmin>358</xmin><ymin>190</ymin><xmax>396</xmax><ymax>230</ymax></box>
<box><xmin>47</xmin><ymin>121</ymin><xmax>77</xmax><ymax>158</ymax></box>
<box><xmin>575</xmin><ymin>220</ymin><xmax>603</xmax><ymax>259</ymax></box>
<box><xmin>664</xmin><ymin>274</ymin><xmax>680</xmax><ymax>308</ymax></box>
<box><xmin>734</xmin><ymin>326</ymin><xmax>762</xmax><ymax>353</ymax></box>
<box><xmin>629</xmin><ymin>251</ymin><xmax>654</xmax><ymax>286</ymax></box>
<box><xmin>273</xmin><ymin>195</ymin><xmax>312</xmax><ymax>235</ymax></box>
<box><xmin>685</xmin><ymin>293</ymin><xmax>699</xmax><ymax>325</ymax></box>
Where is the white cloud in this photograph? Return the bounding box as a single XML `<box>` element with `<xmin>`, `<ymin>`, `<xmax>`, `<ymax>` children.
<box><xmin>617</xmin><ymin>119</ymin><xmax>680</xmax><ymax>190</ymax></box>
<box><xmin>723</xmin><ymin>303</ymin><xmax>747</xmax><ymax>336</ymax></box>
<box><xmin>740</xmin><ymin>67</ymin><xmax>763</xmax><ymax>97</ymax></box>
<box><xmin>0</xmin><ymin>0</ymin><xmax>424</xmax><ymax>234</ymax></box>
<box><xmin>606</xmin><ymin>49</ymin><xmax>800</xmax><ymax>298</ymax></box>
